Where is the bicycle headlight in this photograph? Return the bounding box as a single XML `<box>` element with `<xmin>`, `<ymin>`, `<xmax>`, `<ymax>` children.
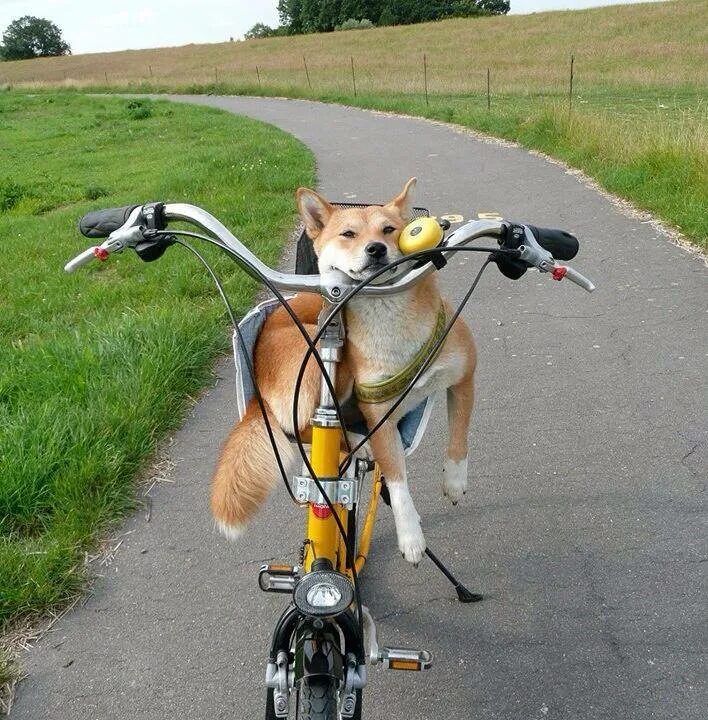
<box><xmin>306</xmin><ymin>582</ymin><xmax>342</xmax><ymax>608</ymax></box>
<box><xmin>293</xmin><ymin>570</ymin><xmax>354</xmax><ymax>617</ymax></box>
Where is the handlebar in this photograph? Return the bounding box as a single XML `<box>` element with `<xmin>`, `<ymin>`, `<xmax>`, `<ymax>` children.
<box><xmin>527</xmin><ymin>225</ymin><xmax>578</xmax><ymax>261</ymax></box>
<box><xmin>79</xmin><ymin>205</ymin><xmax>140</xmax><ymax>239</ymax></box>
<box><xmin>66</xmin><ymin>202</ymin><xmax>595</xmax><ymax>296</ymax></box>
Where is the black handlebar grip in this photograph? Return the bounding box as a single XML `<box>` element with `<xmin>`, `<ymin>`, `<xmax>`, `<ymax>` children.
<box><xmin>493</xmin><ymin>222</ymin><xmax>580</xmax><ymax>280</ymax></box>
<box><xmin>527</xmin><ymin>225</ymin><xmax>579</xmax><ymax>261</ymax></box>
<box><xmin>79</xmin><ymin>205</ymin><xmax>140</xmax><ymax>239</ymax></box>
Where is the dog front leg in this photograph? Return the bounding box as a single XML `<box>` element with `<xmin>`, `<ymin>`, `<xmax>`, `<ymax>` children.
<box><xmin>366</xmin><ymin>417</ymin><xmax>426</xmax><ymax>564</ymax></box>
<box><xmin>443</xmin><ymin>369</ymin><xmax>474</xmax><ymax>504</ymax></box>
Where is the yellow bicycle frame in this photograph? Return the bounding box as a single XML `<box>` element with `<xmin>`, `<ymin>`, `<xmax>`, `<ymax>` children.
<box><xmin>302</xmin><ymin>424</ymin><xmax>346</xmax><ymax>571</ymax></box>
<box><xmin>302</xmin><ymin>423</ymin><xmax>382</xmax><ymax>577</ymax></box>
<box><xmin>300</xmin><ymin>305</ymin><xmax>384</xmax><ymax>578</ymax></box>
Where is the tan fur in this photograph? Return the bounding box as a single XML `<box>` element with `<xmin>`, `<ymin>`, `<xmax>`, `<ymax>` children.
<box><xmin>211</xmin><ymin>179</ymin><xmax>477</xmax><ymax>559</ymax></box>
<box><xmin>210</xmin><ymin>399</ymin><xmax>295</xmax><ymax>538</ymax></box>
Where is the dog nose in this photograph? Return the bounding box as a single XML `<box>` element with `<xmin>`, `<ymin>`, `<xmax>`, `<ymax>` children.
<box><xmin>365</xmin><ymin>242</ymin><xmax>387</xmax><ymax>260</ymax></box>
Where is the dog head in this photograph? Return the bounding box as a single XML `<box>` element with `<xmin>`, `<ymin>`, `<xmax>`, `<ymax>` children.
<box><xmin>296</xmin><ymin>178</ymin><xmax>417</xmax><ymax>282</ymax></box>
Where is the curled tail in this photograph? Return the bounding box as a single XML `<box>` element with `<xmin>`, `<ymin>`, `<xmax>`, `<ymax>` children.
<box><xmin>211</xmin><ymin>398</ymin><xmax>295</xmax><ymax>539</ymax></box>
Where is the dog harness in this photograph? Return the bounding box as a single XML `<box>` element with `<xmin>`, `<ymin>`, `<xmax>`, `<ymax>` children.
<box><xmin>233</xmin><ymin>298</ymin><xmax>434</xmax><ymax>456</ymax></box>
<box><xmin>354</xmin><ymin>306</ymin><xmax>448</xmax><ymax>404</ymax></box>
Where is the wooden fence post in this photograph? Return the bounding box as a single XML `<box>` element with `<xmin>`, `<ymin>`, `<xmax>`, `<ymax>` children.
<box><xmin>423</xmin><ymin>53</ymin><xmax>429</xmax><ymax>106</ymax></box>
<box><xmin>350</xmin><ymin>56</ymin><xmax>357</xmax><ymax>97</ymax></box>
<box><xmin>303</xmin><ymin>56</ymin><xmax>312</xmax><ymax>90</ymax></box>
<box><xmin>486</xmin><ymin>68</ymin><xmax>491</xmax><ymax>110</ymax></box>
<box><xmin>256</xmin><ymin>65</ymin><xmax>262</xmax><ymax>89</ymax></box>
<box><xmin>568</xmin><ymin>54</ymin><xmax>574</xmax><ymax>117</ymax></box>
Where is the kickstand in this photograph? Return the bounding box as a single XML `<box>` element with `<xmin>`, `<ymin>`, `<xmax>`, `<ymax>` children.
<box><xmin>380</xmin><ymin>480</ymin><xmax>483</xmax><ymax>603</ymax></box>
<box><xmin>424</xmin><ymin>546</ymin><xmax>482</xmax><ymax>603</ymax></box>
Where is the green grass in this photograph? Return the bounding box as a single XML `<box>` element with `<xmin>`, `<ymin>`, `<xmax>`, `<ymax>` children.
<box><xmin>0</xmin><ymin>92</ymin><xmax>314</xmax><ymax>628</ymax></box>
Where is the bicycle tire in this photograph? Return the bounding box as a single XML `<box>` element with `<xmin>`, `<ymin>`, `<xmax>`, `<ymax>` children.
<box><xmin>265</xmin><ymin>688</ymin><xmax>276</xmax><ymax>719</ymax></box>
<box><xmin>265</xmin><ymin>683</ymin><xmax>361</xmax><ymax>719</ymax></box>
<box><xmin>296</xmin><ymin>677</ymin><xmax>338</xmax><ymax>720</ymax></box>
<box><xmin>352</xmin><ymin>689</ymin><xmax>363</xmax><ymax>719</ymax></box>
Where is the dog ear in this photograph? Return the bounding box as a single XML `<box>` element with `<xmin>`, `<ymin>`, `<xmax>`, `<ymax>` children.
<box><xmin>385</xmin><ymin>177</ymin><xmax>417</xmax><ymax>218</ymax></box>
<box><xmin>297</xmin><ymin>188</ymin><xmax>334</xmax><ymax>239</ymax></box>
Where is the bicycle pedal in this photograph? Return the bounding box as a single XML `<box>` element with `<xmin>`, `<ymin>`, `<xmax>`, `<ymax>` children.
<box><xmin>378</xmin><ymin>647</ymin><xmax>433</xmax><ymax>671</ymax></box>
<box><xmin>258</xmin><ymin>564</ymin><xmax>300</xmax><ymax>593</ymax></box>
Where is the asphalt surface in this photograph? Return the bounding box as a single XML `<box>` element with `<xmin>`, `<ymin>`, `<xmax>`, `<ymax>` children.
<box><xmin>13</xmin><ymin>97</ymin><xmax>707</xmax><ymax>720</ymax></box>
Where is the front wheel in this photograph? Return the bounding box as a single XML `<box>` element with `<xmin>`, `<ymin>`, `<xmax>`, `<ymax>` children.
<box><xmin>296</xmin><ymin>677</ymin><xmax>338</xmax><ymax>720</ymax></box>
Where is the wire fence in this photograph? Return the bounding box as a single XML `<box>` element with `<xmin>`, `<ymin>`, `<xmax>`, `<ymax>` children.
<box><xmin>0</xmin><ymin>52</ymin><xmax>592</xmax><ymax>114</ymax></box>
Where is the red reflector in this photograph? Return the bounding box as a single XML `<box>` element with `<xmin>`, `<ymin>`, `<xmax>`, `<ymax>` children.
<box><xmin>311</xmin><ymin>503</ymin><xmax>332</xmax><ymax>519</ymax></box>
<box><xmin>552</xmin><ymin>266</ymin><xmax>567</xmax><ymax>281</ymax></box>
<box><xmin>93</xmin><ymin>247</ymin><xmax>109</xmax><ymax>261</ymax></box>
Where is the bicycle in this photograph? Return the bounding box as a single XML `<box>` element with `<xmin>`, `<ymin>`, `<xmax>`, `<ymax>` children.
<box><xmin>66</xmin><ymin>200</ymin><xmax>594</xmax><ymax>719</ymax></box>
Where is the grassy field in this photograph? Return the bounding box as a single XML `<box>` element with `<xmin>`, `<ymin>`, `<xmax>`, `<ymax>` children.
<box><xmin>1</xmin><ymin>1</ymin><xmax>704</xmax><ymax>92</ymax></box>
<box><xmin>0</xmin><ymin>93</ymin><xmax>313</xmax><ymax>639</ymax></box>
<box><xmin>1</xmin><ymin>0</ymin><xmax>704</xmax><ymax>247</ymax></box>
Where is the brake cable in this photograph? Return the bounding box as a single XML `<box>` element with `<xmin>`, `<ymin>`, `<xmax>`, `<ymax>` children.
<box><xmin>146</xmin><ymin>227</ymin><xmax>369</xmax><ymax>642</ymax></box>
<box><xmin>169</xmin><ymin>236</ymin><xmax>300</xmax><ymax>504</ymax></box>
<box><xmin>147</xmin><ymin>229</ymin><xmax>353</xmax><ymax>455</ymax></box>
<box><xmin>289</xmin><ymin>244</ymin><xmax>518</xmax><ymax>646</ymax></box>
<box><xmin>338</xmin><ymin>257</ymin><xmax>492</xmax><ymax>475</ymax></box>
<box><xmin>151</xmin><ymin>228</ymin><xmax>519</xmax><ymax>653</ymax></box>
<box><xmin>288</xmin><ymin>245</ymin><xmax>514</xmax><ymax>477</ymax></box>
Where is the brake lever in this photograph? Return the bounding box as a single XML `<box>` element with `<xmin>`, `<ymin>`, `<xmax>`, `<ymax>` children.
<box><xmin>64</xmin><ymin>225</ymin><xmax>145</xmax><ymax>272</ymax></box>
<box><xmin>551</xmin><ymin>264</ymin><xmax>596</xmax><ymax>292</ymax></box>
<box><xmin>517</xmin><ymin>226</ymin><xmax>595</xmax><ymax>293</ymax></box>
<box><xmin>517</xmin><ymin>226</ymin><xmax>555</xmax><ymax>270</ymax></box>
<box><xmin>64</xmin><ymin>246</ymin><xmax>100</xmax><ymax>273</ymax></box>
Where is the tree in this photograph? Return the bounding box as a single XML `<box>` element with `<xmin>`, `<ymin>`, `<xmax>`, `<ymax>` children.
<box><xmin>0</xmin><ymin>16</ymin><xmax>70</xmax><ymax>61</ymax></box>
<box><xmin>278</xmin><ymin>0</ymin><xmax>503</xmax><ymax>34</ymax></box>
<box><xmin>278</xmin><ymin>0</ymin><xmax>305</xmax><ymax>34</ymax></box>
<box><xmin>318</xmin><ymin>0</ymin><xmax>343</xmax><ymax>31</ymax></box>
<box><xmin>476</xmin><ymin>0</ymin><xmax>510</xmax><ymax>14</ymax></box>
<box><xmin>300</xmin><ymin>0</ymin><xmax>324</xmax><ymax>32</ymax></box>
<box><xmin>378</xmin><ymin>6</ymin><xmax>396</xmax><ymax>25</ymax></box>
<box><xmin>339</xmin><ymin>1</ymin><xmax>383</xmax><ymax>24</ymax></box>
<box><xmin>244</xmin><ymin>23</ymin><xmax>277</xmax><ymax>39</ymax></box>
<box><xmin>379</xmin><ymin>0</ymin><xmax>491</xmax><ymax>25</ymax></box>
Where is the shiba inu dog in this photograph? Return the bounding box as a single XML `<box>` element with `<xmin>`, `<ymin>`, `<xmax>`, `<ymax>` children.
<box><xmin>210</xmin><ymin>179</ymin><xmax>476</xmax><ymax>564</ymax></box>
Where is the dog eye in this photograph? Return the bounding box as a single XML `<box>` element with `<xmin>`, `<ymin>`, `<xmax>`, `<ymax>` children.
<box><xmin>382</xmin><ymin>226</ymin><xmax>396</xmax><ymax>235</ymax></box>
<box><xmin>341</xmin><ymin>230</ymin><xmax>356</xmax><ymax>239</ymax></box>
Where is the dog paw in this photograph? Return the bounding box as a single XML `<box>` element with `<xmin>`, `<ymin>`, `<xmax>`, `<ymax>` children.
<box><xmin>397</xmin><ymin>524</ymin><xmax>427</xmax><ymax>564</ymax></box>
<box><xmin>443</xmin><ymin>458</ymin><xmax>468</xmax><ymax>505</ymax></box>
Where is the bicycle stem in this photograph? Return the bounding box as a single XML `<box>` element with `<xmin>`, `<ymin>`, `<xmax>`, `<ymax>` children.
<box><xmin>311</xmin><ymin>305</ymin><xmax>346</xmax><ymax>428</ymax></box>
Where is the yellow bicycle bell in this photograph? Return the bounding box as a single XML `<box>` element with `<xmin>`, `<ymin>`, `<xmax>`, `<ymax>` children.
<box><xmin>398</xmin><ymin>216</ymin><xmax>444</xmax><ymax>255</ymax></box>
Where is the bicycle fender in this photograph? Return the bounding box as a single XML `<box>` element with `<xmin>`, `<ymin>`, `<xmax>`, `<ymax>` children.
<box><xmin>294</xmin><ymin>622</ymin><xmax>344</xmax><ymax>683</ymax></box>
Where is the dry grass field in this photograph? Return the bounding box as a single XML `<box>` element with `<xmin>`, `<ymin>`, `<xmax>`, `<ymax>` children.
<box><xmin>0</xmin><ymin>0</ymin><xmax>705</xmax><ymax>94</ymax></box>
<box><xmin>0</xmin><ymin>1</ymin><xmax>706</xmax><ymax>244</ymax></box>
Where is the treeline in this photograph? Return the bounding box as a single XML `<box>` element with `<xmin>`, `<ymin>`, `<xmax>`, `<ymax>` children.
<box><xmin>268</xmin><ymin>0</ymin><xmax>509</xmax><ymax>36</ymax></box>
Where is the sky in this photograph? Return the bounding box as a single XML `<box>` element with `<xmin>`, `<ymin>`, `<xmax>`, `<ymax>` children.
<box><xmin>0</xmin><ymin>1</ymin><xmax>657</xmax><ymax>55</ymax></box>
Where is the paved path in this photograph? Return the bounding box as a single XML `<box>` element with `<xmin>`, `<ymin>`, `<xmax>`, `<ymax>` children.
<box><xmin>13</xmin><ymin>97</ymin><xmax>707</xmax><ymax>720</ymax></box>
